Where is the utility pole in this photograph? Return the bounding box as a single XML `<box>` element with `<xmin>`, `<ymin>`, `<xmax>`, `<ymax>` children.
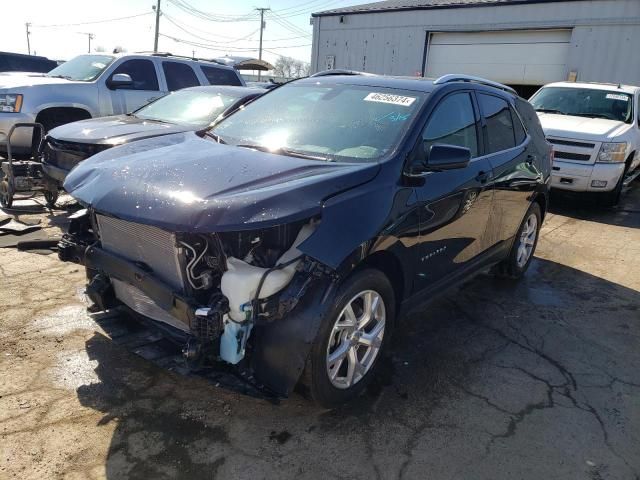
<box><xmin>25</xmin><ymin>23</ymin><xmax>31</xmax><ymax>55</ymax></box>
<box><xmin>153</xmin><ymin>0</ymin><xmax>161</xmax><ymax>53</ymax></box>
<box><xmin>255</xmin><ymin>8</ymin><xmax>270</xmax><ymax>80</ymax></box>
<box><xmin>81</xmin><ymin>33</ymin><xmax>95</xmax><ymax>53</ymax></box>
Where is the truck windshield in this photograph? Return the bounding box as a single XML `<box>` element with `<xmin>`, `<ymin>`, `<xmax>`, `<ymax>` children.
<box><xmin>47</xmin><ymin>55</ymin><xmax>115</xmax><ymax>82</ymax></box>
<box><xmin>134</xmin><ymin>89</ymin><xmax>246</xmax><ymax>126</ymax></box>
<box><xmin>210</xmin><ymin>82</ymin><xmax>426</xmax><ymax>162</ymax></box>
<box><xmin>530</xmin><ymin>87</ymin><xmax>633</xmax><ymax>123</ymax></box>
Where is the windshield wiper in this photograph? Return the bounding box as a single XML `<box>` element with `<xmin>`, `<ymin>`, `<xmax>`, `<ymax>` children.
<box><xmin>235</xmin><ymin>144</ymin><xmax>329</xmax><ymax>161</ymax></box>
<box><xmin>47</xmin><ymin>74</ymin><xmax>72</xmax><ymax>80</ymax></box>
<box><xmin>204</xmin><ymin>131</ymin><xmax>227</xmax><ymax>144</ymax></box>
<box><xmin>535</xmin><ymin>108</ymin><xmax>565</xmax><ymax>115</ymax></box>
<box><xmin>572</xmin><ymin>113</ymin><xmax>614</xmax><ymax>120</ymax></box>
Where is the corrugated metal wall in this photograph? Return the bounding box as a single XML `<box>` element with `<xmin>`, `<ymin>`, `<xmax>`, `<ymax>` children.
<box><xmin>311</xmin><ymin>0</ymin><xmax>640</xmax><ymax>86</ymax></box>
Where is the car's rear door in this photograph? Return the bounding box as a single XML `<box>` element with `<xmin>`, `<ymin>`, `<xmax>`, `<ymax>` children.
<box><xmin>477</xmin><ymin>92</ymin><xmax>542</xmax><ymax>246</ymax></box>
<box><xmin>413</xmin><ymin>90</ymin><xmax>495</xmax><ymax>291</ymax></box>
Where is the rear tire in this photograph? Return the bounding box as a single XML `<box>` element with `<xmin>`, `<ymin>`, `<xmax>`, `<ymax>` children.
<box><xmin>300</xmin><ymin>268</ymin><xmax>395</xmax><ymax>408</ymax></box>
<box><xmin>494</xmin><ymin>202</ymin><xmax>541</xmax><ymax>279</ymax></box>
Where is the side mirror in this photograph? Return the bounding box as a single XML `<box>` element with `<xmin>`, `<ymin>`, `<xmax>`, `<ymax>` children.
<box><xmin>426</xmin><ymin>144</ymin><xmax>471</xmax><ymax>170</ymax></box>
<box><xmin>107</xmin><ymin>73</ymin><xmax>133</xmax><ymax>90</ymax></box>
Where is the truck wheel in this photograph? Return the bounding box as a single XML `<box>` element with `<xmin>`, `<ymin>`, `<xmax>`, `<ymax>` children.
<box><xmin>494</xmin><ymin>202</ymin><xmax>541</xmax><ymax>279</ymax></box>
<box><xmin>600</xmin><ymin>169</ymin><xmax>626</xmax><ymax>207</ymax></box>
<box><xmin>300</xmin><ymin>268</ymin><xmax>394</xmax><ymax>408</ymax></box>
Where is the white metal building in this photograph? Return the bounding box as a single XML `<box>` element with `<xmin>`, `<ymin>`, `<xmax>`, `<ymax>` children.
<box><xmin>310</xmin><ymin>0</ymin><xmax>640</xmax><ymax>96</ymax></box>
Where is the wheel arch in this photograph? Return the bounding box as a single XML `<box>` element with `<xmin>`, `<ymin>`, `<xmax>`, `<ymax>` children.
<box><xmin>35</xmin><ymin>106</ymin><xmax>93</xmax><ymax>127</ymax></box>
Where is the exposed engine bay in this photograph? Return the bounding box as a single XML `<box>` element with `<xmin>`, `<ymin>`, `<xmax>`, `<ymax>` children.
<box><xmin>58</xmin><ymin>209</ymin><xmax>334</xmax><ymax>397</ymax></box>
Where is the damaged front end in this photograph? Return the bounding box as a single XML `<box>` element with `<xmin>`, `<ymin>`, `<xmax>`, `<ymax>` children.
<box><xmin>59</xmin><ymin>209</ymin><xmax>336</xmax><ymax>398</ymax></box>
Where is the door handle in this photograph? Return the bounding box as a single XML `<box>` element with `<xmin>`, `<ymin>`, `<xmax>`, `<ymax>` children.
<box><xmin>475</xmin><ymin>171</ymin><xmax>490</xmax><ymax>184</ymax></box>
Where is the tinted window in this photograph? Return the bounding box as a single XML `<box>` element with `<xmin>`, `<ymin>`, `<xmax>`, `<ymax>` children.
<box><xmin>512</xmin><ymin>108</ymin><xmax>527</xmax><ymax>144</ymax></box>
<box><xmin>201</xmin><ymin>66</ymin><xmax>242</xmax><ymax>86</ymax></box>
<box><xmin>112</xmin><ymin>59</ymin><xmax>159</xmax><ymax>91</ymax></box>
<box><xmin>422</xmin><ymin>92</ymin><xmax>478</xmax><ymax>158</ymax></box>
<box><xmin>162</xmin><ymin>61</ymin><xmax>200</xmax><ymax>91</ymax></box>
<box><xmin>478</xmin><ymin>94</ymin><xmax>515</xmax><ymax>153</ymax></box>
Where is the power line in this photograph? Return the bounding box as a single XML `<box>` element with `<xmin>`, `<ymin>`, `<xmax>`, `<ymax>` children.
<box><xmin>167</xmin><ymin>0</ymin><xmax>258</xmax><ymax>23</ymax></box>
<box><xmin>32</xmin><ymin>12</ymin><xmax>152</xmax><ymax>28</ymax></box>
<box><xmin>164</xmin><ymin>13</ymin><xmax>259</xmax><ymax>44</ymax></box>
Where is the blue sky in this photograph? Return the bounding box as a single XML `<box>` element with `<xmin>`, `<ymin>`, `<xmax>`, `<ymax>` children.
<box><xmin>3</xmin><ymin>0</ymin><xmax>361</xmax><ymax>65</ymax></box>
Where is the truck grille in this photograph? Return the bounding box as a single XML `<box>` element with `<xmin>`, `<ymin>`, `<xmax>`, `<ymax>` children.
<box><xmin>96</xmin><ymin>214</ymin><xmax>185</xmax><ymax>291</ymax></box>
<box><xmin>547</xmin><ymin>137</ymin><xmax>598</xmax><ymax>164</ymax></box>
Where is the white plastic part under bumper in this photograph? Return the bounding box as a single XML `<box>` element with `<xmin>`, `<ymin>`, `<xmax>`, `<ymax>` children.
<box><xmin>550</xmin><ymin>160</ymin><xmax>625</xmax><ymax>192</ymax></box>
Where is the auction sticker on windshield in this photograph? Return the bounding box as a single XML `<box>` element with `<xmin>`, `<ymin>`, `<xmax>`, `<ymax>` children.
<box><xmin>364</xmin><ymin>92</ymin><xmax>416</xmax><ymax>106</ymax></box>
<box><xmin>606</xmin><ymin>93</ymin><xmax>629</xmax><ymax>101</ymax></box>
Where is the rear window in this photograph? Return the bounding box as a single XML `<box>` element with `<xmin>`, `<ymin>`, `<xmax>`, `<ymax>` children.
<box><xmin>200</xmin><ymin>65</ymin><xmax>242</xmax><ymax>86</ymax></box>
<box><xmin>162</xmin><ymin>61</ymin><xmax>200</xmax><ymax>91</ymax></box>
<box><xmin>478</xmin><ymin>93</ymin><xmax>516</xmax><ymax>153</ymax></box>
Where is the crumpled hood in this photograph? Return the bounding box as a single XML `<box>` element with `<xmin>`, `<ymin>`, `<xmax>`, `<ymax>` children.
<box><xmin>49</xmin><ymin>115</ymin><xmax>191</xmax><ymax>146</ymax></box>
<box><xmin>0</xmin><ymin>74</ymin><xmax>85</xmax><ymax>89</ymax></box>
<box><xmin>64</xmin><ymin>131</ymin><xmax>379</xmax><ymax>232</ymax></box>
<box><xmin>537</xmin><ymin>113</ymin><xmax>631</xmax><ymax>140</ymax></box>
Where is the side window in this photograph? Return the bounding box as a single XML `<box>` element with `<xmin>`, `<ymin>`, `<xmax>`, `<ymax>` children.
<box><xmin>478</xmin><ymin>93</ymin><xmax>515</xmax><ymax>153</ymax></box>
<box><xmin>111</xmin><ymin>59</ymin><xmax>159</xmax><ymax>91</ymax></box>
<box><xmin>200</xmin><ymin>65</ymin><xmax>242</xmax><ymax>86</ymax></box>
<box><xmin>422</xmin><ymin>92</ymin><xmax>479</xmax><ymax>158</ymax></box>
<box><xmin>162</xmin><ymin>61</ymin><xmax>200</xmax><ymax>91</ymax></box>
<box><xmin>511</xmin><ymin>107</ymin><xmax>527</xmax><ymax>144</ymax></box>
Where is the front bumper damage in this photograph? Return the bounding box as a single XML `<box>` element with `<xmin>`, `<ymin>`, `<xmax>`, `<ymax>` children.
<box><xmin>58</xmin><ymin>210</ymin><xmax>337</xmax><ymax>400</ymax></box>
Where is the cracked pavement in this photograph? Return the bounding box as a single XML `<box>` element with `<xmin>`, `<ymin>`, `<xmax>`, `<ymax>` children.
<box><xmin>1</xmin><ymin>184</ymin><xmax>639</xmax><ymax>480</ymax></box>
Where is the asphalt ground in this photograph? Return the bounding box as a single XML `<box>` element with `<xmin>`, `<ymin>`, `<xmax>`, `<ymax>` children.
<box><xmin>0</xmin><ymin>182</ymin><xmax>639</xmax><ymax>479</ymax></box>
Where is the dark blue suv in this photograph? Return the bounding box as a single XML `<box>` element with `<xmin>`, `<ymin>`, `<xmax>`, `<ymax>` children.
<box><xmin>59</xmin><ymin>73</ymin><xmax>551</xmax><ymax>407</ymax></box>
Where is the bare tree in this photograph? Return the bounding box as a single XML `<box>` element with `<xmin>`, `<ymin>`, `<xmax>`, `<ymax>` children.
<box><xmin>272</xmin><ymin>56</ymin><xmax>311</xmax><ymax>79</ymax></box>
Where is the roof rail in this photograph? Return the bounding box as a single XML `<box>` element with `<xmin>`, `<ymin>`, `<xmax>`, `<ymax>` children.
<box><xmin>433</xmin><ymin>74</ymin><xmax>517</xmax><ymax>95</ymax></box>
<box><xmin>134</xmin><ymin>51</ymin><xmax>227</xmax><ymax>66</ymax></box>
<box><xmin>310</xmin><ymin>69</ymin><xmax>377</xmax><ymax>78</ymax></box>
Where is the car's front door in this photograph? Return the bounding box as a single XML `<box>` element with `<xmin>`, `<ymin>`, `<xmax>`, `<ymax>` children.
<box><xmin>104</xmin><ymin>59</ymin><xmax>163</xmax><ymax>114</ymax></box>
<box><xmin>412</xmin><ymin>90</ymin><xmax>495</xmax><ymax>291</ymax></box>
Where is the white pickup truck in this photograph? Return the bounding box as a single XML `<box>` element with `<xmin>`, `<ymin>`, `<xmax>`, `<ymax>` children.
<box><xmin>530</xmin><ymin>81</ymin><xmax>640</xmax><ymax>205</ymax></box>
<box><xmin>0</xmin><ymin>52</ymin><xmax>245</xmax><ymax>157</ymax></box>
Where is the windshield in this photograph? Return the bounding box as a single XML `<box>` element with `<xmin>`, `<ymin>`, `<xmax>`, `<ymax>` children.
<box><xmin>134</xmin><ymin>89</ymin><xmax>245</xmax><ymax>126</ymax></box>
<box><xmin>210</xmin><ymin>83</ymin><xmax>426</xmax><ymax>162</ymax></box>
<box><xmin>530</xmin><ymin>87</ymin><xmax>634</xmax><ymax>123</ymax></box>
<box><xmin>47</xmin><ymin>55</ymin><xmax>115</xmax><ymax>81</ymax></box>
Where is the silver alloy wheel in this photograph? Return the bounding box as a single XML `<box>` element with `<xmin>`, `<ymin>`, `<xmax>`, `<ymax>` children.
<box><xmin>516</xmin><ymin>213</ymin><xmax>538</xmax><ymax>268</ymax></box>
<box><xmin>326</xmin><ymin>289</ymin><xmax>386</xmax><ymax>389</ymax></box>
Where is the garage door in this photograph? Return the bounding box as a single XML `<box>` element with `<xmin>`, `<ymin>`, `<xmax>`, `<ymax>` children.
<box><xmin>425</xmin><ymin>29</ymin><xmax>572</xmax><ymax>85</ymax></box>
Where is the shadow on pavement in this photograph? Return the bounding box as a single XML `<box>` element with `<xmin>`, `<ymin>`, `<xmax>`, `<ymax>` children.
<box><xmin>549</xmin><ymin>180</ymin><xmax>640</xmax><ymax>229</ymax></box>
<box><xmin>76</xmin><ymin>258</ymin><xmax>640</xmax><ymax>479</ymax></box>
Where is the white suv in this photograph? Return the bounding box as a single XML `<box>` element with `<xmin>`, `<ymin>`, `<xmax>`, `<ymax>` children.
<box><xmin>530</xmin><ymin>81</ymin><xmax>640</xmax><ymax>205</ymax></box>
<box><xmin>0</xmin><ymin>52</ymin><xmax>245</xmax><ymax>156</ymax></box>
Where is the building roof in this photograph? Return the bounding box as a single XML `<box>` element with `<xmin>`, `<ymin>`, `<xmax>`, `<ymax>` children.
<box><xmin>312</xmin><ymin>0</ymin><xmax>585</xmax><ymax>17</ymax></box>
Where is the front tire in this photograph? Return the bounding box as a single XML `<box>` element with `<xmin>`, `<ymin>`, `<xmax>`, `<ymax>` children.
<box><xmin>494</xmin><ymin>202</ymin><xmax>541</xmax><ymax>279</ymax></box>
<box><xmin>301</xmin><ymin>268</ymin><xmax>395</xmax><ymax>408</ymax></box>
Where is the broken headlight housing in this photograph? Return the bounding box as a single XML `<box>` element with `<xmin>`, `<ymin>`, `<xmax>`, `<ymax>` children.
<box><xmin>597</xmin><ymin>142</ymin><xmax>627</xmax><ymax>163</ymax></box>
<box><xmin>0</xmin><ymin>94</ymin><xmax>23</xmax><ymax>113</ymax></box>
